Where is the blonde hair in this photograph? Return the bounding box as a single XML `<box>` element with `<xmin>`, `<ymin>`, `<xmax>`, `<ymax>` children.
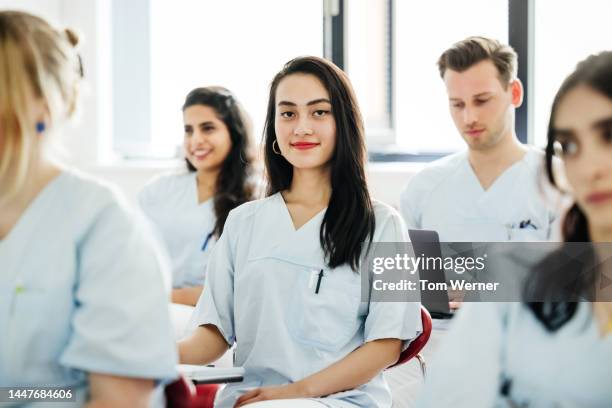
<box><xmin>0</xmin><ymin>11</ymin><xmax>82</xmax><ymax>203</ymax></box>
<box><xmin>437</xmin><ymin>36</ymin><xmax>518</xmax><ymax>87</ymax></box>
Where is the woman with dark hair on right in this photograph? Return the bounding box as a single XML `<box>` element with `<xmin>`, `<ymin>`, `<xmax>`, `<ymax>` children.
<box><xmin>417</xmin><ymin>51</ymin><xmax>612</xmax><ymax>407</ymax></box>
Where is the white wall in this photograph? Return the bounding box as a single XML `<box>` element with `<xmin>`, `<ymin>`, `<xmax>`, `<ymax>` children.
<box><xmin>367</xmin><ymin>163</ymin><xmax>422</xmax><ymax>208</ymax></box>
<box><xmin>90</xmin><ymin>162</ymin><xmax>420</xmax><ymax>208</ymax></box>
<box><xmin>0</xmin><ymin>0</ymin><xmax>62</xmax><ymax>21</ymax></box>
<box><xmin>1</xmin><ymin>0</ymin><xmax>422</xmax><ymax>208</ymax></box>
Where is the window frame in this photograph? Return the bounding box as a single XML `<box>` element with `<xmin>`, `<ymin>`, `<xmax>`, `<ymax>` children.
<box><xmin>110</xmin><ymin>0</ymin><xmax>530</xmax><ymax>162</ymax></box>
<box><xmin>323</xmin><ymin>0</ymin><xmax>530</xmax><ymax>162</ymax></box>
<box><xmin>111</xmin><ymin>0</ymin><xmax>329</xmax><ymax>161</ymax></box>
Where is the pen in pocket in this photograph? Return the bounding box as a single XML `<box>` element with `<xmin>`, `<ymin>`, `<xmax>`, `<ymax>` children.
<box><xmin>315</xmin><ymin>269</ymin><xmax>324</xmax><ymax>294</ymax></box>
<box><xmin>201</xmin><ymin>232</ymin><xmax>214</xmax><ymax>251</ymax></box>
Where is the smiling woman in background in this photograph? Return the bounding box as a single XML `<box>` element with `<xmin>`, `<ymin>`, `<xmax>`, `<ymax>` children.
<box><xmin>178</xmin><ymin>56</ymin><xmax>420</xmax><ymax>408</ymax></box>
<box><xmin>0</xmin><ymin>11</ymin><xmax>176</xmax><ymax>407</ymax></box>
<box><xmin>138</xmin><ymin>86</ymin><xmax>254</xmax><ymax>307</ymax></box>
<box><xmin>416</xmin><ymin>51</ymin><xmax>612</xmax><ymax>408</ymax></box>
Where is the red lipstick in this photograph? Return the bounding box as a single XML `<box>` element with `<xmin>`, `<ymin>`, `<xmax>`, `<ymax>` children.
<box><xmin>291</xmin><ymin>142</ymin><xmax>319</xmax><ymax>150</ymax></box>
<box><xmin>586</xmin><ymin>191</ymin><xmax>612</xmax><ymax>205</ymax></box>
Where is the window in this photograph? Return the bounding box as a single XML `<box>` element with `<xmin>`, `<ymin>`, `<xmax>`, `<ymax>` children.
<box><xmin>346</xmin><ymin>0</ymin><xmax>394</xmax><ymax>145</ymax></box>
<box><xmin>111</xmin><ymin>0</ymin><xmax>519</xmax><ymax>161</ymax></box>
<box><xmin>533</xmin><ymin>0</ymin><xmax>612</xmax><ymax>147</ymax></box>
<box><xmin>113</xmin><ymin>0</ymin><xmax>323</xmax><ymax>159</ymax></box>
<box><xmin>344</xmin><ymin>0</ymin><xmax>510</xmax><ymax>153</ymax></box>
<box><xmin>393</xmin><ymin>0</ymin><xmax>508</xmax><ymax>154</ymax></box>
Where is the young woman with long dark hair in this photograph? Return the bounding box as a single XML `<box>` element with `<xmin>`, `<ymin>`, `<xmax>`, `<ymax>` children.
<box><xmin>178</xmin><ymin>56</ymin><xmax>420</xmax><ymax>408</ymax></box>
<box><xmin>139</xmin><ymin>86</ymin><xmax>254</xmax><ymax>306</ymax></box>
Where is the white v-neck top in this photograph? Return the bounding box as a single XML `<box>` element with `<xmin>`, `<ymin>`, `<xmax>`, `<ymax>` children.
<box><xmin>192</xmin><ymin>193</ymin><xmax>422</xmax><ymax>408</ymax></box>
<box><xmin>139</xmin><ymin>171</ymin><xmax>216</xmax><ymax>288</ymax></box>
<box><xmin>400</xmin><ymin>147</ymin><xmax>558</xmax><ymax>242</ymax></box>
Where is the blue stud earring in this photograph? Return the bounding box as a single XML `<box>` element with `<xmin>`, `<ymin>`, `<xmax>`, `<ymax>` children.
<box><xmin>36</xmin><ymin>121</ymin><xmax>46</xmax><ymax>134</ymax></box>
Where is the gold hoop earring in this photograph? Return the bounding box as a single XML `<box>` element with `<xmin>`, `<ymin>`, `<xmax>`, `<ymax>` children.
<box><xmin>272</xmin><ymin>139</ymin><xmax>281</xmax><ymax>155</ymax></box>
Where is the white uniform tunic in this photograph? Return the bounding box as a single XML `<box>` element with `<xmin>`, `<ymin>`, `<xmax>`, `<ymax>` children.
<box><xmin>0</xmin><ymin>169</ymin><xmax>177</xmax><ymax>406</ymax></box>
<box><xmin>400</xmin><ymin>147</ymin><xmax>558</xmax><ymax>242</ymax></box>
<box><xmin>416</xmin><ymin>302</ymin><xmax>612</xmax><ymax>407</ymax></box>
<box><xmin>192</xmin><ymin>193</ymin><xmax>422</xmax><ymax>408</ymax></box>
<box><xmin>139</xmin><ymin>171</ymin><xmax>216</xmax><ymax>288</ymax></box>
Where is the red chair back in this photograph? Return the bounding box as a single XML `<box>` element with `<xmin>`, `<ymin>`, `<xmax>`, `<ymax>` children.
<box><xmin>165</xmin><ymin>376</ymin><xmax>219</xmax><ymax>408</ymax></box>
<box><xmin>389</xmin><ymin>305</ymin><xmax>432</xmax><ymax>368</ymax></box>
<box><xmin>165</xmin><ymin>375</ymin><xmax>195</xmax><ymax>408</ymax></box>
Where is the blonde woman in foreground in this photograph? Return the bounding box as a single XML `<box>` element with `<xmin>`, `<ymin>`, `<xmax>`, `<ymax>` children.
<box><xmin>0</xmin><ymin>11</ymin><xmax>177</xmax><ymax>407</ymax></box>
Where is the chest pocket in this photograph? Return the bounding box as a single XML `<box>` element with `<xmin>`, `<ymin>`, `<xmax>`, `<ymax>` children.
<box><xmin>2</xmin><ymin>282</ymin><xmax>74</xmax><ymax>382</ymax></box>
<box><xmin>286</xmin><ymin>265</ymin><xmax>363</xmax><ymax>352</ymax></box>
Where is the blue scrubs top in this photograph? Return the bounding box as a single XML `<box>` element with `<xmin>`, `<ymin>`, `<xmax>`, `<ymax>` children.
<box><xmin>400</xmin><ymin>147</ymin><xmax>559</xmax><ymax>242</ymax></box>
<box><xmin>139</xmin><ymin>172</ymin><xmax>216</xmax><ymax>288</ymax></box>
<box><xmin>0</xmin><ymin>169</ymin><xmax>177</xmax><ymax>405</ymax></box>
<box><xmin>192</xmin><ymin>193</ymin><xmax>421</xmax><ymax>408</ymax></box>
<box><xmin>416</xmin><ymin>301</ymin><xmax>612</xmax><ymax>407</ymax></box>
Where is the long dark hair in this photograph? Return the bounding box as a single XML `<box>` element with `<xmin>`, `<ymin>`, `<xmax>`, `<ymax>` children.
<box><xmin>263</xmin><ymin>56</ymin><xmax>375</xmax><ymax>271</ymax></box>
<box><xmin>183</xmin><ymin>86</ymin><xmax>254</xmax><ymax>237</ymax></box>
<box><xmin>526</xmin><ymin>51</ymin><xmax>612</xmax><ymax>331</ymax></box>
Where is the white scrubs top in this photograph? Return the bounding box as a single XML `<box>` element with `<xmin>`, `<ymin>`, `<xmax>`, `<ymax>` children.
<box><xmin>416</xmin><ymin>301</ymin><xmax>612</xmax><ymax>407</ymax></box>
<box><xmin>139</xmin><ymin>171</ymin><xmax>216</xmax><ymax>288</ymax></box>
<box><xmin>400</xmin><ymin>147</ymin><xmax>558</xmax><ymax>242</ymax></box>
<box><xmin>192</xmin><ymin>193</ymin><xmax>422</xmax><ymax>408</ymax></box>
<box><xmin>0</xmin><ymin>169</ymin><xmax>177</xmax><ymax>405</ymax></box>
